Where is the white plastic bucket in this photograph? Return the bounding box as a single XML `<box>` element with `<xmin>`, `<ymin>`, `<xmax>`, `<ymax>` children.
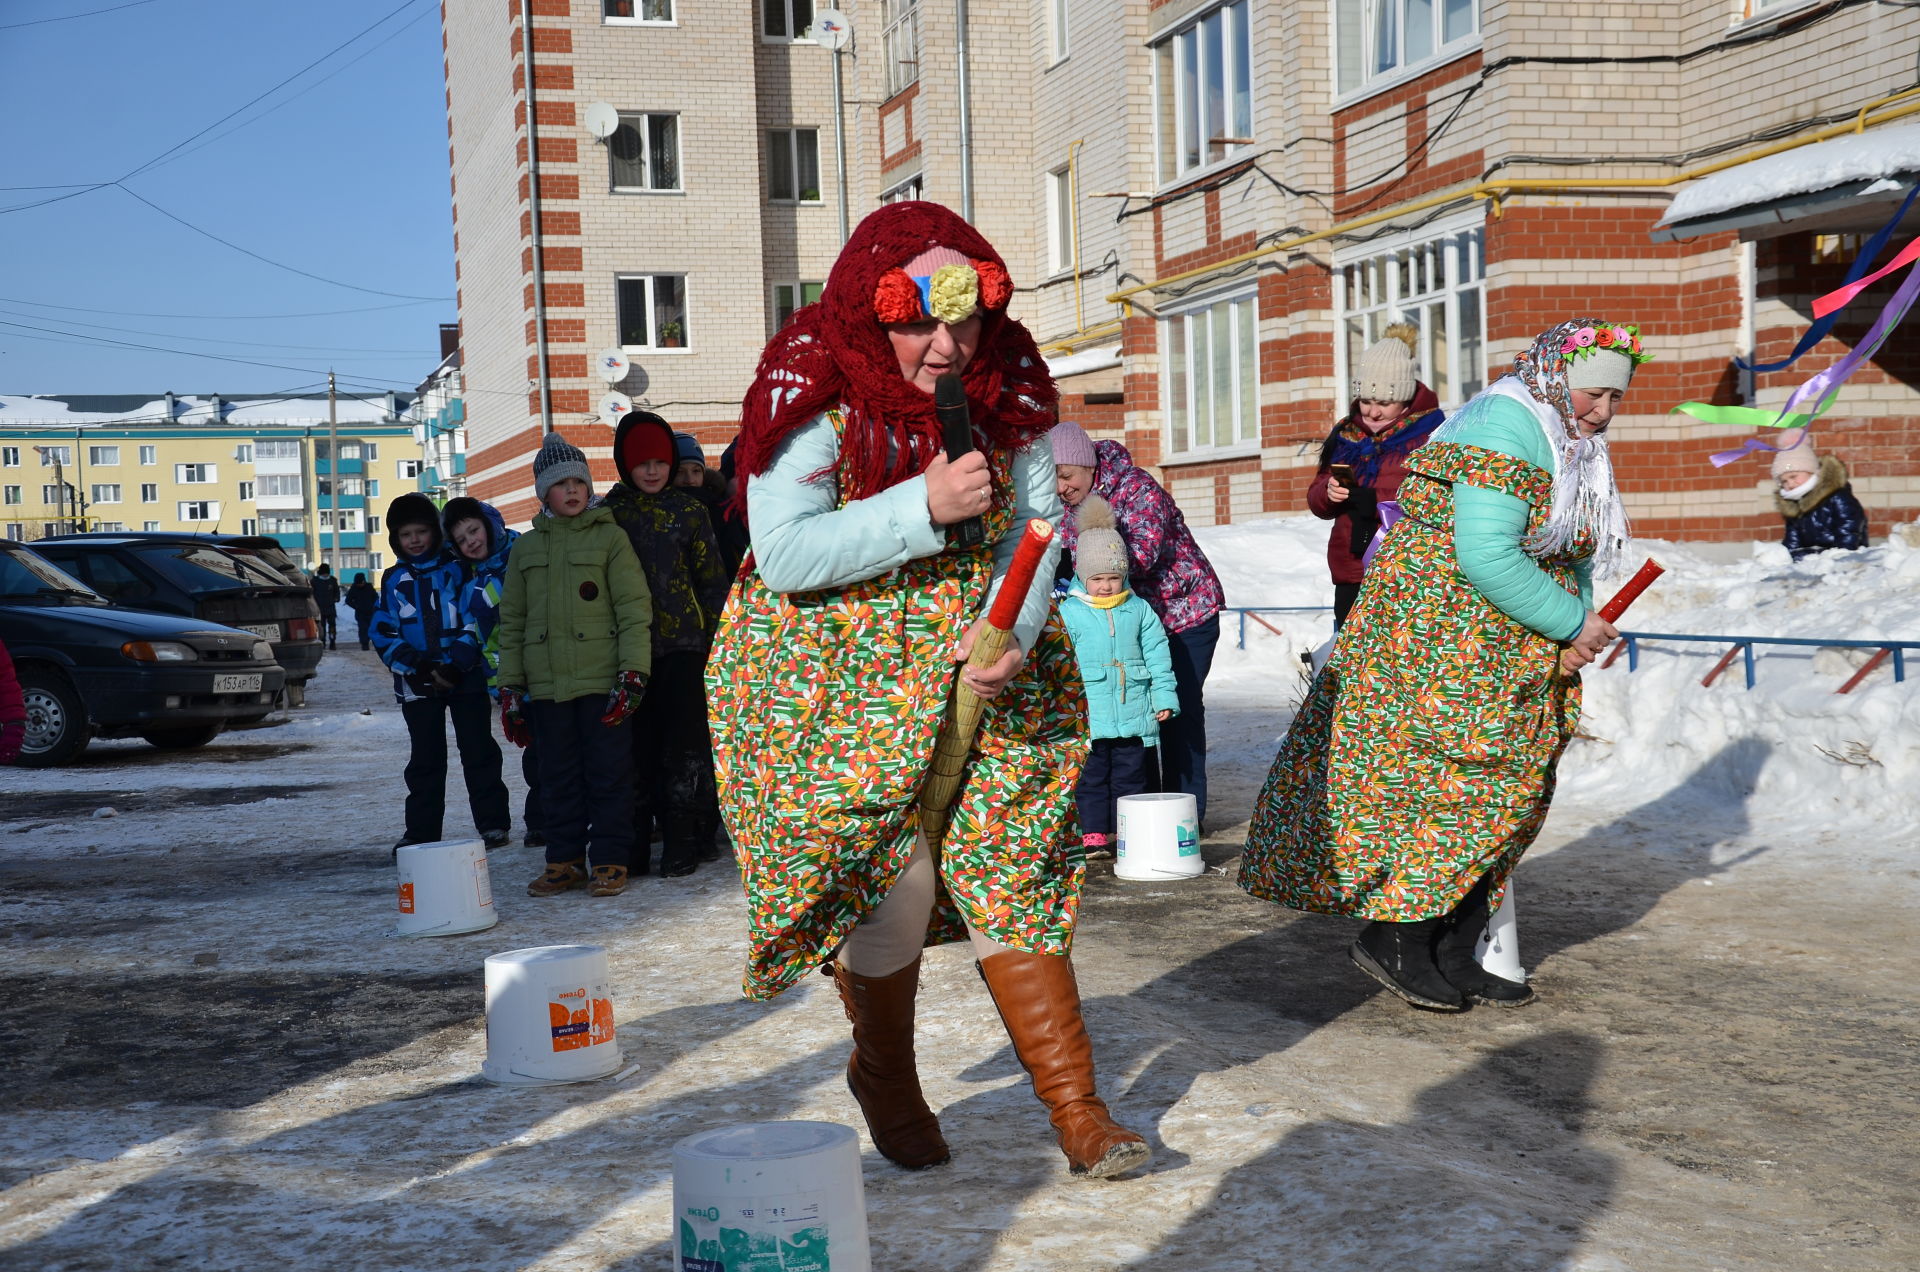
<box><xmin>671</xmin><ymin>1122</ymin><xmax>868</xmax><ymax>1272</ymax></box>
<box><xmin>1114</xmin><ymin>791</ymin><xmax>1203</xmax><ymax>881</ymax></box>
<box><xmin>1474</xmin><ymin>883</ymin><xmax>1527</xmax><ymax>983</ymax></box>
<box><xmin>395</xmin><ymin>838</ymin><xmax>497</xmax><ymax>937</ymax></box>
<box><xmin>481</xmin><ymin>944</ymin><xmax>624</xmax><ymax>1086</ymax></box>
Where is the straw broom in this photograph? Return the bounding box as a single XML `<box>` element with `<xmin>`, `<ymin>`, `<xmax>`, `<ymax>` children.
<box><xmin>918</xmin><ymin>517</ymin><xmax>1056</xmax><ymax>854</ymax></box>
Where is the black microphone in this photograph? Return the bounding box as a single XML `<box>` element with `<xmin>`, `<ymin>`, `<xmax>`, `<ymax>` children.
<box><xmin>935</xmin><ymin>373</ymin><xmax>985</xmax><ymax>549</ymax></box>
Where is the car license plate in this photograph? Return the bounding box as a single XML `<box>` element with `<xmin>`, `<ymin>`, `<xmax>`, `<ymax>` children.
<box><xmin>241</xmin><ymin>623</ymin><xmax>280</xmax><ymax>640</ymax></box>
<box><xmin>212</xmin><ymin>674</ymin><xmax>263</xmax><ymax>694</ymax></box>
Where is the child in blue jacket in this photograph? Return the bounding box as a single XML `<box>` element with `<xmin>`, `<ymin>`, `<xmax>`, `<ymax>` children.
<box><xmin>373</xmin><ymin>492</ymin><xmax>510</xmax><ymax>855</ymax></box>
<box><xmin>1058</xmin><ymin>495</ymin><xmax>1179</xmax><ymax>855</ymax></box>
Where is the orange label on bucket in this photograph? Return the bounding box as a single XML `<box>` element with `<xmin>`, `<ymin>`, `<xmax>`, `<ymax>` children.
<box><xmin>547</xmin><ymin>982</ymin><xmax>615</xmax><ymax>1051</ymax></box>
<box><xmin>397</xmin><ymin>882</ymin><xmax>415</xmax><ymax>914</ymax></box>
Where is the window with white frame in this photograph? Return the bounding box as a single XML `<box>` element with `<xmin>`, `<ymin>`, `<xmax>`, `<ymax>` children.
<box><xmin>39</xmin><ymin>446</ymin><xmax>71</xmax><ymax>467</ymax></box>
<box><xmin>367</xmin><ymin>478</ymin><xmax>380</xmax><ymax>497</ymax></box>
<box><xmin>1335</xmin><ymin>223</ymin><xmax>1485</xmax><ymax>407</ymax></box>
<box><xmin>139</xmin><ymin>444</ymin><xmax>157</xmax><ymax>464</ymax></box>
<box><xmin>318</xmin><ymin>508</ymin><xmax>365</xmax><ymax>533</ymax></box>
<box><xmin>175</xmin><ymin>462</ymin><xmax>216</xmax><ymax>483</ymax></box>
<box><xmin>2</xmin><ymin>486</ymin><xmax>19</xmax><ymax>505</ymax></box>
<box><xmin>89</xmin><ymin>445</ymin><xmax>120</xmax><ymax>466</ymax></box>
<box><xmin>398</xmin><ymin>460</ymin><xmax>423</xmax><ymax>479</ymax></box>
<box><xmin>94</xmin><ymin>521</ymin><xmax>126</xmax><ymax>532</ymax></box>
<box><xmin>142</xmin><ymin>520</ymin><xmax>161</xmax><ymax>532</ymax></box>
<box><xmin>1333</xmin><ymin>0</ymin><xmax>1478</xmax><ymax>97</ymax></box>
<box><xmin>763</xmin><ymin>0</ymin><xmax>813</xmax><ymax>40</ymax></box>
<box><xmin>90</xmin><ymin>484</ymin><xmax>122</xmax><ymax>505</ymax></box>
<box><xmin>368</xmin><ymin>517</ymin><xmax>383</xmax><ymax>535</ymax></box>
<box><xmin>178</xmin><ymin>500</ymin><xmax>219</xmax><ymax>522</ymax></box>
<box><xmin>1048</xmin><ymin>0</ymin><xmax>1069</xmax><ymax>62</ymax></box>
<box><xmin>141</xmin><ymin>483</ymin><xmax>158</xmax><ymax>502</ymax></box>
<box><xmin>233</xmin><ymin>443</ymin><xmax>253</xmax><ymax>463</ymax></box>
<box><xmin>768</xmin><ymin>129</ymin><xmax>822</xmax><ymax>203</ymax></box>
<box><xmin>240</xmin><ymin>518</ymin><xmax>258</xmax><ymax>536</ymax></box>
<box><xmin>255</xmin><ymin>439</ymin><xmax>298</xmax><ymax>461</ymax></box>
<box><xmin>617</xmin><ymin>274</ymin><xmax>689</xmax><ymax>349</ymax></box>
<box><xmin>1</xmin><ymin>448</ymin><xmax>17</xmax><ymax>467</ymax></box>
<box><xmin>879</xmin><ymin>173</ymin><xmax>924</xmax><ymax>204</ymax></box>
<box><xmin>1154</xmin><ymin>0</ymin><xmax>1253</xmax><ymax>185</ymax></box>
<box><xmin>610</xmin><ymin>112</ymin><xmax>681</xmax><ymax>192</ymax></box>
<box><xmin>1047</xmin><ymin>167</ymin><xmax>1074</xmax><ymax>275</ymax></box>
<box><xmin>238</xmin><ymin>481</ymin><xmax>255</xmax><ymax>501</ymax></box>
<box><xmin>772</xmin><ymin>281</ymin><xmax>825</xmax><ymax>330</ymax></box>
<box><xmin>262</xmin><ymin>514</ymin><xmax>304</xmax><ymax>535</ymax></box>
<box><xmin>258</xmin><ymin>474</ymin><xmax>302</xmax><ymax>498</ymax></box>
<box><xmin>883</xmin><ymin>0</ymin><xmax>921</xmax><ymax>96</ymax></box>
<box><xmin>603</xmin><ymin>0</ymin><xmax>672</xmax><ymax>23</ymax></box>
<box><xmin>42</xmin><ymin>484</ymin><xmax>70</xmax><ymax>505</ymax></box>
<box><xmin>1164</xmin><ymin>291</ymin><xmax>1259</xmax><ymax>457</ymax></box>
<box><xmin>4</xmin><ymin>524</ymin><xmax>21</xmax><ymax>539</ymax></box>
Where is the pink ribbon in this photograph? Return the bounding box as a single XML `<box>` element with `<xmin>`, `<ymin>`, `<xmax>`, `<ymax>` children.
<box><xmin>1812</xmin><ymin>236</ymin><xmax>1920</xmax><ymax>318</ymax></box>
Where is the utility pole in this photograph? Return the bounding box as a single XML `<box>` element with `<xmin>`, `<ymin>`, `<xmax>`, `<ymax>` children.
<box><xmin>328</xmin><ymin>370</ymin><xmax>340</xmax><ymax>569</ymax></box>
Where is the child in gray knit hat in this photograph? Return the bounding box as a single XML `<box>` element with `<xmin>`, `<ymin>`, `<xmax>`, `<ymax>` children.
<box><xmin>1057</xmin><ymin>495</ymin><xmax>1179</xmax><ymax>857</ymax></box>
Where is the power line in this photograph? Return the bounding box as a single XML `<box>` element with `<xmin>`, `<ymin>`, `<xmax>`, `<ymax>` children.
<box><xmin>0</xmin><ymin>308</ymin><xmax>439</xmax><ymax>356</ymax></box>
<box><xmin>0</xmin><ymin>294</ymin><xmax>445</xmax><ymax>321</ymax></box>
<box><xmin>115</xmin><ymin>185</ymin><xmax>450</xmax><ymax>302</ymax></box>
<box><xmin>0</xmin><ymin>0</ymin><xmax>164</xmax><ymax>31</ymax></box>
<box><xmin>0</xmin><ymin>318</ymin><xmax>427</xmax><ymax>386</ymax></box>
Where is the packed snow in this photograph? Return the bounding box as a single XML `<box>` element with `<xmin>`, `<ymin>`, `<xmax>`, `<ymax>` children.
<box><xmin>1659</xmin><ymin>119</ymin><xmax>1920</xmax><ymax>224</ymax></box>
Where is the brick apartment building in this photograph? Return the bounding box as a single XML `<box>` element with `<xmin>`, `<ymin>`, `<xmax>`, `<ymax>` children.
<box><xmin>442</xmin><ymin>0</ymin><xmax>1920</xmax><ymax>540</ymax></box>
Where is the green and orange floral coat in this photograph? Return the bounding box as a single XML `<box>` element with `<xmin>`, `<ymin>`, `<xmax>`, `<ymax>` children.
<box><xmin>706</xmin><ymin>444</ymin><xmax>1089</xmax><ymax>1001</ymax></box>
<box><xmin>1238</xmin><ymin>441</ymin><xmax>1589</xmax><ymax>921</ymax></box>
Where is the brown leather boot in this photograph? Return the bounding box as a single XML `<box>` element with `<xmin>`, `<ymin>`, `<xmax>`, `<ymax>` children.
<box><xmin>977</xmin><ymin>950</ymin><xmax>1150</xmax><ymax>1179</ymax></box>
<box><xmin>830</xmin><ymin>958</ymin><xmax>950</xmax><ymax>1170</ymax></box>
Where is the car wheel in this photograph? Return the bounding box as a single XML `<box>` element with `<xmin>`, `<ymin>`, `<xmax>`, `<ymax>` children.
<box><xmin>141</xmin><ymin>724</ymin><xmax>225</xmax><ymax>750</ymax></box>
<box><xmin>17</xmin><ymin>666</ymin><xmax>92</xmax><ymax>767</ymax></box>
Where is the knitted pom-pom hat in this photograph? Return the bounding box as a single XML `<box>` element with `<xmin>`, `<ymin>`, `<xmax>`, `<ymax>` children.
<box><xmin>1770</xmin><ymin>433</ymin><xmax>1819</xmax><ymax>480</ymax></box>
<box><xmin>1352</xmin><ymin>325</ymin><xmax>1418</xmax><ymax>403</ymax></box>
<box><xmin>1049</xmin><ymin>420</ymin><xmax>1096</xmax><ymax>469</ymax></box>
<box><xmin>532</xmin><ymin>432</ymin><xmax>592</xmax><ymax>501</ymax></box>
<box><xmin>1074</xmin><ymin>494</ymin><xmax>1129</xmax><ymax>580</ymax></box>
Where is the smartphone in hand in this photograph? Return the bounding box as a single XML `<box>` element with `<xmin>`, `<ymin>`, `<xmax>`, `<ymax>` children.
<box><xmin>1328</xmin><ymin>463</ymin><xmax>1356</xmax><ymax>486</ymax></box>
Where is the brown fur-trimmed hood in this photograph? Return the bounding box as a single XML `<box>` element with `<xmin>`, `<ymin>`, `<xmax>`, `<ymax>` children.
<box><xmin>1774</xmin><ymin>453</ymin><xmax>1850</xmax><ymax>518</ymax></box>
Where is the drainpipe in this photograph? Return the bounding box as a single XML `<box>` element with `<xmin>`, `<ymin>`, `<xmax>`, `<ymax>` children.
<box><xmin>520</xmin><ymin>0</ymin><xmax>555</xmax><ymax>435</ymax></box>
<box><xmin>956</xmin><ymin>0</ymin><xmax>972</xmax><ymax>221</ymax></box>
<box><xmin>1066</xmin><ymin>138</ymin><xmax>1086</xmax><ymax>333</ymax></box>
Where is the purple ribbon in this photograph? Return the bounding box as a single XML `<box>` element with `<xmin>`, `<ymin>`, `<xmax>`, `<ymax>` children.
<box><xmin>1776</xmin><ymin>256</ymin><xmax>1920</xmax><ymax>423</ymax></box>
<box><xmin>1360</xmin><ymin>500</ymin><xmax>1404</xmax><ymax>571</ymax></box>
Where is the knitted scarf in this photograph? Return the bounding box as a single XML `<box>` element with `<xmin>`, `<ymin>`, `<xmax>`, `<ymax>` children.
<box><xmin>735</xmin><ymin>201</ymin><xmax>1057</xmax><ymax>506</ymax></box>
<box><xmin>1325</xmin><ymin>406</ymin><xmax>1446</xmax><ymax>486</ymax></box>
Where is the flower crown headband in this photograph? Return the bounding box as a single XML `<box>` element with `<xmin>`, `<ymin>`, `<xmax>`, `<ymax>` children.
<box><xmin>874</xmin><ymin>255</ymin><xmax>1014</xmax><ymax>325</ymax></box>
<box><xmin>1560</xmin><ymin>322</ymin><xmax>1654</xmax><ymax>365</ymax></box>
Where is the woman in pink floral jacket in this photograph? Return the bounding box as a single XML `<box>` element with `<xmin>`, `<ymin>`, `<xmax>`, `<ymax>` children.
<box><xmin>1051</xmin><ymin>426</ymin><xmax>1225</xmax><ymax>826</ymax></box>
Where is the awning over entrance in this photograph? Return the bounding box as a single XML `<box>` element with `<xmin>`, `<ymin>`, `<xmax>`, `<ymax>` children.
<box><xmin>1653</xmin><ymin>121</ymin><xmax>1920</xmax><ymax>242</ymax></box>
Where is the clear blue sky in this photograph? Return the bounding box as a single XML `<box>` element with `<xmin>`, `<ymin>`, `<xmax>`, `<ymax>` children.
<box><xmin>0</xmin><ymin>0</ymin><xmax>453</xmax><ymax>400</ymax></box>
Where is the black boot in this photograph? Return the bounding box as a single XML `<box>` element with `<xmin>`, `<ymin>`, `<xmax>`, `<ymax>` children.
<box><xmin>1350</xmin><ymin>917</ymin><xmax>1466</xmax><ymax>1011</ymax></box>
<box><xmin>1434</xmin><ymin>876</ymin><xmax>1535</xmax><ymax>1007</ymax></box>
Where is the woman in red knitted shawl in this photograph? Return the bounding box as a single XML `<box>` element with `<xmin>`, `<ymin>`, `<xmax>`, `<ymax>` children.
<box><xmin>707</xmin><ymin>202</ymin><xmax>1148</xmax><ymax>1179</ymax></box>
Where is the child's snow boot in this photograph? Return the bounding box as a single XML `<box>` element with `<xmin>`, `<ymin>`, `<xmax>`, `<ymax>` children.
<box><xmin>527</xmin><ymin>860</ymin><xmax>587</xmax><ymax>897</ymax></box>
<box><xmin>1350</xmin><ymin>917</ymin><xmax>1466</xmax><ymax>1011</ymax></box>
<box><xmin>588</xmin><ymin>865</ymin><xmax>629</xmax><ymax>897</ymax></box>
<box><xmin>830</xmin><ymin>957</ymin><xmax>950</xmax><ymax>1170</ymax></box>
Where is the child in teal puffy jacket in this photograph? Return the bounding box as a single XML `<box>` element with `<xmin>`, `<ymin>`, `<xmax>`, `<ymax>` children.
<box><xmin>1059</xmin><ymin>495</ymin><xmax>1178</xmax><ymax>855</ymax></box>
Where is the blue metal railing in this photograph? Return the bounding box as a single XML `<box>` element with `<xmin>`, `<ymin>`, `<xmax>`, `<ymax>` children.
<box><xmin>1220</xmin><ymin>606</ymin><xmax>1333</xmax><ymax>650</ymax></box>
<box><xmin>1610</xmin><ymin>631</ymin><xmax>1916</xmax><ymax>692</ymax></box>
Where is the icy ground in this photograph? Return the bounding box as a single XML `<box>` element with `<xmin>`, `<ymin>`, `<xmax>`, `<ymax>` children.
<box><xmin>2</xmin><ymin>516</ymin><xmax>1917</xmax><ymax>1271</ymax></box>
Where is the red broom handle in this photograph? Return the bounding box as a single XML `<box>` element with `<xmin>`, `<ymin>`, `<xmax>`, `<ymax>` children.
<box><xmin>1599</xmin><ymin>558</ymin><xmax>1665</xmax><ymax>623</ymax></box>
<box><xmin>985</xmin><ymin>519</ymin><xmax>1056</xmax><ymax>632</ymax></box>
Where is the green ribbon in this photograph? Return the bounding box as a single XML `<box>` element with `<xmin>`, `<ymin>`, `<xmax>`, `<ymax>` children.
<box><xmin>1667</xmin><ymin>402</ymin><xmax>1815</xmax><ymax>429</ymax></box>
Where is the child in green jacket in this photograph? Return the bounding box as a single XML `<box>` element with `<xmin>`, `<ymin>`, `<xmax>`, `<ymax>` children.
<box><xmin>497</xmin><ymin>434</ymin><xmax>654</xmax><ymax>898</ymax></box>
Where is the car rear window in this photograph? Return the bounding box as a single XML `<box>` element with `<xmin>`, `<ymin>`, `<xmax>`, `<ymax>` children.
<box><xmin>130</xmin><ymin>544</ymin><xmax>291</xmax><ymax>595</ymax></box>
<box><xmin>0</xmin><ymin>547</ymin><xmax>101</xmax><ymax>598</ymax></box>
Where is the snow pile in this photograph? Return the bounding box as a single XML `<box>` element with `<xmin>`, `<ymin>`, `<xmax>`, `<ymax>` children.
<box><xmin>1659</xmin><ymin>119</ymin><xmax>1920</xmax><ymax>225</ymax></box>
<box><xmin>1190</xmin><ymin>515</ymin><xmax>1920</xmax><ymax>845</ymax></box>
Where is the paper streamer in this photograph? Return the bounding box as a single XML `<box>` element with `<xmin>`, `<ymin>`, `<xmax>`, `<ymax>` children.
<box><xmin>1741</xmin><ymin>183</ymin><xmax>1920</xmax><ymax>372</ymax></box>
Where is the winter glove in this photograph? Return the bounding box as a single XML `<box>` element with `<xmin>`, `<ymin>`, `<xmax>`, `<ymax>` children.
<box><xmin>600</xmin><ymin>669</ymin><xmax>648</xmax><ymax>727</ymax></box>
<box><xmin>499</xmin><ymin>689</ymin><xmax>531</xmax><ymax>749</ymax></box>
<box><xmin>404</xmin><ymin>669</ymin><xmax>439</xmax><ymax>697</ymax></box>
<box><xmin>429</xmin><ymin>665</ymin><xmax>461</xmax><ymax>693</ymax></box>
<box><xmin>0</xmin><ymin>721</ymin><xmax>23</xmax><ymax>766</ymax></box>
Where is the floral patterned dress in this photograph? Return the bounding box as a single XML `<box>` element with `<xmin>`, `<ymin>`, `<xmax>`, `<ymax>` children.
<box><xmin>707</xmin><ymin>429</ymin><xmax>1090</xmax><ymax>1001</ymax></box>
<box><xmin>1237</xmin><ymin>440</ymin><xmax>1588</xmax><ymax>921</ymax></box>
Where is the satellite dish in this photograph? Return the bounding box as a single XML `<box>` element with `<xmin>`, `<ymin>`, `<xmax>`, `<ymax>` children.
<box><xmin>598</xmin><ymin>391</ymin><xmax>633</xmax><ymax>424</ymax></box>
<box><xmin>583</xmin><ymin>101</ymin><xmax>620</xmax><ymax>141</ymax></box>
<box><xmin>810</xmin><ymin>8</ymin><xmax>852</xmax><ymax>49</ymax></box>
<box><xmin>594</xmin><ymin>347</ymin><xmax>630</xmax><ymax>383</ymax></box>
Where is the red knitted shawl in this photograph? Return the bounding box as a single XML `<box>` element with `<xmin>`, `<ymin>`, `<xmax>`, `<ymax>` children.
<box><xmin>736</xmin><ymin>201</ymin><xmax>1058</xmax><ymax>505</ymax></box>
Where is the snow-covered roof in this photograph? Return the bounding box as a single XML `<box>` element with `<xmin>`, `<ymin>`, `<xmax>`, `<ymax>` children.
<box><xmin>1659</xmin><ymin>121</ymin><xmax>1920</xmax><ymax>227</ymax></box>
<box><xmin>1043</xmin><ymin>344</ymin><xmax>1122</xmax><ymax>379</ymax></box>
<box><xmin>0</xmin><ymin>392</ymin><xmax>414</xmax><ymax>428</ymax></box>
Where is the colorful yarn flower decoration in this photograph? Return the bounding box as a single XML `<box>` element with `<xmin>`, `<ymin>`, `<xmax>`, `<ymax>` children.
<box><xmin>928</xmin><ymin>262</ymin><xmax>979</xmax><ymax>324</ymax></box>
<box><xmin>872</xmin><ymin>255</ymin><xmax>1013</xmax><ymax>324</ymax></box>
<box><xmin>1560</xmin><ymin>322</ymin><xmax>1652</xmax><ymax>364</ymax></box>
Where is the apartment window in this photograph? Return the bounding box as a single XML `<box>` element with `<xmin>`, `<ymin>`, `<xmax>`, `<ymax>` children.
<box><xmin>1334</xmin><ymin>0</ymin><xmax>1477</xmax><ymax>97</ymax></box>
<box><xmin>179</xmin><ymin>500</ymin><xmax>219</xmax><ymax>522</ymax></box>
<box><xmin>339</xmin><ymin>442</ymin><xmax>362</xmax><ymax>460</ymax></box>
<box><xmin>772</xmin><ymin>281</ymin><xmax>825</xmax><ymax>330</ymax></box>
<box><xmin>762</xmin><ymin>0</ymin><xmax>813</xmax><ymax>40</ymax></box>
<box><xmin>89</xmin><ymin>445</ymin><xmax>120</xmax><ymax>466</ymax></box>
<box><xmin>367</xmin><ymin>479</ymin><xmax>381</xmax><ymax>497</ymax></box>
<box><xmin>238</xmin><ymin>481</ymin><xmax>256</xmax><ymax>501</ymax></box>
<box><xmin>318</xmin><ymin>508</ymin><xmax>365</xmax><ymax>533</ymax></box>
<box><xmin>175</xmin><ymin>462</ymin><xmax>216</xmax><ymax>483</ymax></box>
<box><xmin>767</xmin><ymin>129</ymin><xmax>823</xmax><ymax>204</ymax></box>
<box><xmin>142</xmin><ymin>521</ymin><xmax>161</xmax><ymax>532</ymax></box>
<box><xmin>4</xmin><ymin>524</ymin><xmax>21</xmax><ymax>539</ymax></box>
<box><xmin>139</xmin><ymin>444</ymin><xmax>157</xmax><ymax>465</ymax></box>
<box><xmin>883</xmin><ymin>0</ymin><xmax>921</xmax><ymax>96</ymax></box>
<box><xmin>240</xmin><ymin>518</ymin><xmax>258</xmax><ymax>536</ymax></box>
<box><xmin>1164</xmin><ymin>291</ymin><xmax>1259</xmax><ymax>457</ymax></box>
<box><xmin>616</xmin><ymin>274</ymin><xmax>689</xmax><ymax>349</ymax></box>
<box><xmin>255</xmin><ymin>439</ymin><xmax>299</xmax><ymax>461</ymax></box>
<box><xmin>1336</xmin><ymin>224</ymin><xmax>1485</xmax><ymax>407</ymax></box>
<box><xmin>2</xmin><ymin>486</ymin><xmax>18</xmax><ymax>505</ymax></box>
<box><xmin>94</xmin><ymin>521</ymin><xmax>126</xmax><ymax>533</ymax></box>
<box><xmin>141</xmin><ymin>483</ymin><xmax>159</xmax><ymax>503</ymax></box>
<box><xmin>90</xmin><ymin>484</ymin><xmax>123</xmax><ymax>505</ymax></box>
<box><xmin>610</xmin><ymin>112</ymin><xmax>682</xmax><ymax>193</ymax></box>
<box><xmin>398</xmin><ymin>460</ymin><xmax>423</xmax><ymax>479</ymax></box>
<box><xmin>258</xmin><ymin>474</ymin><xmax>302</xmax><ymax>498</ymax></box>
<box><xmin>1047</xmin><ymin>0</ymin><xmax>1068</xmax><ymax>62</ymax></box>
<box><xmin>1154</xmin><ymin>1</ymin><xmax>1253</xmax><ymax>184</ymax></box>
<box><xmin>879</xmin><ymin>173</ymin><xmax>924</xmax><ymax>204</ymax></box>
<box><xmin>262</xmin><ymin>514</ymin><xmax>304</xmax><ymax>535</ymax></box>
<box><xmin>368</xmin><ymin>516</ymin><xmax>382</xmax><ymax>534</ymax></box>
<box><xmin>39</xmin><ymin>446</ymin><xmax>72</xmax><ymax>466</ymax></box>
<box><xmin>42</xmin><ymin>484</ymin><xmax>71</xmax><ymax>505</ymax></box>
<box><xmin>603</xmin><ymin>0</ymin><xmax>672</xmax><ymax>22</ymax></box>
<box><xmin>318</xmin><ymin>476</ymin><xmax>364</xmax><ymax>498</ymax></box>
<box><xmin>233</xmin><ymin>444</ymin><xmax>254</xmax><ymax>463</ymax></box>
<box><xmin>1047</xmin><ymin>167</ymin><xmax>1074</xmax><ymax>275</ymax></box>
<box><xmin>1</xmin><ymin>448</ymin><xmax>17</xmax><ymax>467</ymax></box>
